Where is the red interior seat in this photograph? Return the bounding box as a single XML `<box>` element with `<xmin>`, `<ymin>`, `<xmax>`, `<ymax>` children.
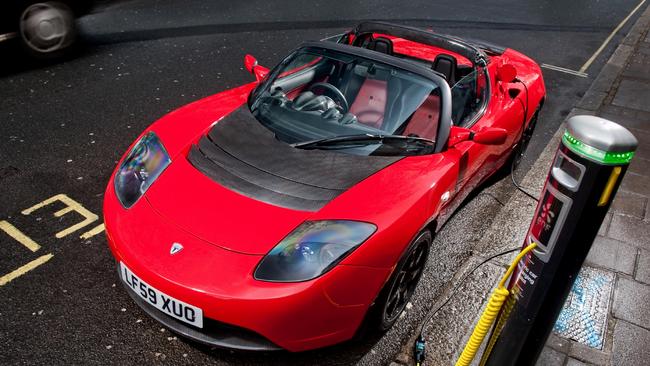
<box><xmin>403</xmin><ymin>94</ymin><xmax>440</xmax><ymax>140</ymax></box>
<box><xmin>348</xmin><ymin>79</ymin><xmax>388</xmax><ymax>129</ymax></box>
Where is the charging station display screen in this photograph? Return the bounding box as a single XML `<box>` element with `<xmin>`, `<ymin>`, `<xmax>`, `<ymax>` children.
<box><xmin>531</xmin><ymin>190</ymin><xmax>565</xmax><ymax>247</ymax></box>
<box><xmin>552</xmin><ymin>151</ymin><xmax>585</xmax><ymax>192</ymax></box>
<box><xmin>559</xmin><ymin>156</ymin><xmax>583</xmax><ymax>182</ymax></box>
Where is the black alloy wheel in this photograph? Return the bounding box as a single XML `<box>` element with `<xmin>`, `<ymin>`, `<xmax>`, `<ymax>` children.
<box><xmin>512</xmin><ymin>108</ymin><xmax>540</xmax><ymax>169</ymax></box>
<box><xmin>379</xmin><ymin>230</ymin><xmax>431</xmax><ymax>330</ymax></box>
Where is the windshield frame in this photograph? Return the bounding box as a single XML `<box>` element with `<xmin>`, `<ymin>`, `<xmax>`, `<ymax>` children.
<box><xmin>450</xmin><ymin>64</ymin><xmax>491</xmax><ymax>128</ymax></box>
<box><xmin>248</xmin><ymin>41</ymin><xmax>453</xmax><ymax>153</ymax></box>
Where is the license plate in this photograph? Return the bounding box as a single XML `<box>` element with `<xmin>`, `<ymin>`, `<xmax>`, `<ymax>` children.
<box><xmin>120</xmin><ymin>262</ymin><xmax>203</xmax><ymax>328</ymax></box>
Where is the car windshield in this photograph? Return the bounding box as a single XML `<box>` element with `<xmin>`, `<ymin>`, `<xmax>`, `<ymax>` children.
<box><xmin>250</xmin><ymin>47</ymin><xmax>444</xmax><ymax>156</ymax></box>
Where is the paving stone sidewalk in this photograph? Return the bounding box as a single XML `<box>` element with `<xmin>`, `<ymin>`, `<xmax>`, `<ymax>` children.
<box><xmin>538</xmin><ymin>6</ymin><xmax>650</xmax><ymax>366</ymax></box>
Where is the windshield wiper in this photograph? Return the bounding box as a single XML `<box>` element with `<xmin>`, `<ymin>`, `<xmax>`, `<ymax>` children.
<box><xmin>291</xmin><ymin>134</ymin><xmax>435</xmax><ymax>149</ymax></box>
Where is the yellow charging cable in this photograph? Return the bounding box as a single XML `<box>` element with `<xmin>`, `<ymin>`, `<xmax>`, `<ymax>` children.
<box><xmin>454</xmin><ymin>243</ymin><xmax>537</xmax><ymax>366</ymax></box>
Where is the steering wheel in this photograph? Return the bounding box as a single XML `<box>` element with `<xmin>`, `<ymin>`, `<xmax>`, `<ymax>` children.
<box><xmin>309</xmin><ymin>82</ymin><xmax>349</xmax><ymax>113</ymax></box>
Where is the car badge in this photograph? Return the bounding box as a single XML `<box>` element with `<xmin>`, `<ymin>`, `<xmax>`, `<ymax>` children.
<box><xmin>170</xmin><ymin>242</ymin><xmax>184</xmax><ymax>255</ymax></box>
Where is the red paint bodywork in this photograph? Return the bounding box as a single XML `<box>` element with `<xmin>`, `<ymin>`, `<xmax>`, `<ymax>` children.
<box><xmin>104</xmin><ymin>33</ymin><xmax>545</xmax><ymax>351</ymax></box>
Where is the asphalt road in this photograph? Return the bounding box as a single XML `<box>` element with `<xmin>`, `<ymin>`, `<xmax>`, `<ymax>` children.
<box><xmin>0</xmin><ymin>0</ymin><xmax>646</xmax><ymax>364</ymax></box>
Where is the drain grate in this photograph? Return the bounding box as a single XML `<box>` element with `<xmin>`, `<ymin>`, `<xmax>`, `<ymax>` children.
<box><xmin>553</xmin><ymin>266</ymin><xmax>614</xmax><ymax>349</ymax></box>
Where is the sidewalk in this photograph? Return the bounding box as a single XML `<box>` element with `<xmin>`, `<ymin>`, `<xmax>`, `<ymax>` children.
<box><xmin>393</xmin><ymin>5</ymin><xmax>650</xmax><ymax>366</ymax></box>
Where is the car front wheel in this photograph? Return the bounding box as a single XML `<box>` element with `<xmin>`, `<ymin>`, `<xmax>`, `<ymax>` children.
<box><xmin>363</xmin><ymin>230</ymin><xmax>431</xmax><ymax>333</ymax></box>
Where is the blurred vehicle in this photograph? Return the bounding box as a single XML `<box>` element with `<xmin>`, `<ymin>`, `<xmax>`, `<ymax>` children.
<box><xmin>0</xmin><ymin>1</ymin><xmax>95</xmax><ymax>58</ymax></box>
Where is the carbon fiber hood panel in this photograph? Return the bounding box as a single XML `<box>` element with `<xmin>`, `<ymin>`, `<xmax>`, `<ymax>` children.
<box><xmin>188</xmin><ymin>107</ymin><xmax>401</xmax><ymax>211</ymax></box>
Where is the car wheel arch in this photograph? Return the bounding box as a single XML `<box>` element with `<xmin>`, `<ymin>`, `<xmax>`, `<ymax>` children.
<box><xmin>354</xmin><ymin>225</ymin><xmax>435</xmax><ymax>337</ymax></box>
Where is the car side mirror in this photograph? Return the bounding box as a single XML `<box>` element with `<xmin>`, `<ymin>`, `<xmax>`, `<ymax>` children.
<box><xmin>496</xmin><ymin>63</ymin><xmax>517</xmax><ymax>83</ymax></box>
<box><xmin>244</xmin><ymin>54</ymin><xmax>269</xmax><ymax>82</ymax></box>
<box><xmin>448</xmin><ymin>126</ymin><xmax>508</xmax><ymax>147</ymax></box>
<box><xmin>474</xmin><ymin>128</ymin><xmax>508</xmax><ymax>144</ymax></box>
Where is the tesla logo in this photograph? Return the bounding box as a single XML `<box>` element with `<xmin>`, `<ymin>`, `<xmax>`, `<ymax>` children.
<box><xmin>170</xmin><ymin>242</ymin><xmax>183</xmax><ymax>255</ymax></box>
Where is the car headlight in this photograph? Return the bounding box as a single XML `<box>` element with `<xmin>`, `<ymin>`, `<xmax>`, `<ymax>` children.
<box><xmin>114</xmin><ymin>132</ymin><xmax>171</xmax><ymax>208</ymax></box>
<box><xmin>254</xmin><ymin>220</ymin><xmax>376</xmax><ymax>282</ymax></box>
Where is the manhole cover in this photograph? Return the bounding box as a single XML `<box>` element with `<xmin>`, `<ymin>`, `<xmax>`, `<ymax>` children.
<box><xmin>553</xmin><ymin>266</ymin><xmax>614</xmax><ymax>349</ymax></box>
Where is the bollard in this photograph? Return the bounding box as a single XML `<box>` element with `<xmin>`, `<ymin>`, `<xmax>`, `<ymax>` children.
<box><xmin>481</xmin><ymin>116</ymin><xmax>638</xmax><ymax>366</ymax></box>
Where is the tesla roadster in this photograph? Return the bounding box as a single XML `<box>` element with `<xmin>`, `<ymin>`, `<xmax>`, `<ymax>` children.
<box><xmin>104</xmin><ymin>22</ymin><xmax>545</xmax><ymax>352</ymax></box>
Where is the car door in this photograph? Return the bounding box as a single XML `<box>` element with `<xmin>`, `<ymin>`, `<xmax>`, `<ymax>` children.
<box><xmin>433</xmin><ymin>67</ymin><xmax>491</xmax><ymax>224</ymax></box>
<box><xmin>470</xmin><ymin>62</ymin><xmax>525</xmax><ymax>175</ymax></box>
<box><xmin>453</xmin><ymin>63</ymin><xmax>525</xmax><ymax>195</ymax></box>
<box><xmin>447</xmin><ymin>66</ymin><xmax>492</xmax><ymax>197</ymax></box>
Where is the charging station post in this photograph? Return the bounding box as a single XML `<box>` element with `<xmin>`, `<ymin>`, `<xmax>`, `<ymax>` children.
<box><xmin>481</xmin><ymin>116</ymin><xmax>638</xmax><ymax>366</ymax></box>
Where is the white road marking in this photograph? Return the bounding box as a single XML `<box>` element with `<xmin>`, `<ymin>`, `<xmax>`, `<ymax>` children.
<box><xmin>579</xmin><ymin>0</ymin><xmax>647</xmax><ymax>73</ymax></box>
<box><xmin>541</xmin><ymin>63</ymin><xmax>589</xmax><ymax>78</ymax></box>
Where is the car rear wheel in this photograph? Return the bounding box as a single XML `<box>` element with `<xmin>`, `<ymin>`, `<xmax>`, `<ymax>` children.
<box><xmin>19</xmin><ymin>1</ymin><xmax>76</xmax><ymax>59</ymax></box>
<box><xmin>363</xmin><ymin>230</ymin><xmax>431</xmax><ymax>333</ymax></box>
<box><xmin>512</xmin><ymin>107</ymin><xmax>540</xmax><ymax>169</ymax></box>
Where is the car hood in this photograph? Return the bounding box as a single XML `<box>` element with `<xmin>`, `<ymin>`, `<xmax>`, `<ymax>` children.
<box><xmin>144</xmin><ymin>107</ymin><xmax>402</xmax><ymax>255</ymax></box>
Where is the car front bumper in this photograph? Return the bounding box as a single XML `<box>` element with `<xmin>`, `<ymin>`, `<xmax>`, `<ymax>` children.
<box><xmin>118</xmin><ymin>271</ymin><xmax>282</xmax><ymax>351</ymax></box>
<box><xmin>103</xmin><ymin>184</ymin><xmax>390</xmax><ymax>352</ymax></box>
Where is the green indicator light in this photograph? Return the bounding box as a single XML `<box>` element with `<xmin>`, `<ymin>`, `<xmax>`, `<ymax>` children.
<box><xmin>562</xmin><ymin>131</ymin><xmax>635</xmax><ymax>165</ymax></box>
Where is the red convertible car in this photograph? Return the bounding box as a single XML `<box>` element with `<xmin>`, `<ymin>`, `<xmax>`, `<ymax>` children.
<box><xmin>105</xmin><ymin>22</ymin><xmax>545</xmax><ymax>352</ymax></box>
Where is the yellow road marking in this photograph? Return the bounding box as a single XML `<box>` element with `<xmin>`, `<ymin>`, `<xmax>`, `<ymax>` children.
<box><xmin>21</xmin><ymin>193</ymin><xmax>68</xmax><ymax>214</ymax></box>
<box><xmin>54</xmin><ymin>205</ymin><xmax>75</xmax><ymax>217</ymax></box>
<box><xmin>22</xmin><ymin>194</ymin><xmax>99</xmax><ymax>238</ymax></box>
<box><xmin>0</xmin><ymin>220</ymin><xmax>41</xmax><ymax>252</ymax></box>
<box><xmin>579</xmin><ymin>0</ymin><xmax>647</xmax><ymax>73</ymax></box>
<box><xmin>80</xmin><ymin>223</ymin><xmax>105</xmax><ymax>240</ymax></box>
<box><xmin>0</xmin><ymin>254</ymin><xmax>53</xmax><ymax>286</ymax></box>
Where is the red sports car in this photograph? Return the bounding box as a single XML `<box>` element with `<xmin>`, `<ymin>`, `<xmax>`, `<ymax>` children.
<box><xmin>104</xmin><ymin>22</ymin><xmax>545</xmax><ymax>352</ymax></box>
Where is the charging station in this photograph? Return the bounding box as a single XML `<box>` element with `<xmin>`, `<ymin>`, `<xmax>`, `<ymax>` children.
<box><xmin>481</xmin><ymin>115</ymin><xmax>638</xmax><ymax>366</ymax></box>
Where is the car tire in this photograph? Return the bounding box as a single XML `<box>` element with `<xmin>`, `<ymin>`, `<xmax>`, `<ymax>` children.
<box><xmin>361</xmin><ymin>229</ymin><xmax>432</xmax><ymax>335</ymax></box>
<box><xmin>18</xmin><ymin>1</ymin><xmax>76</xmax><ymax>59</ymax></box>
<box><xmin>511</xmin><ymin>106</ymin><xmax>541</xmax><ymax>170</ymax></box>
